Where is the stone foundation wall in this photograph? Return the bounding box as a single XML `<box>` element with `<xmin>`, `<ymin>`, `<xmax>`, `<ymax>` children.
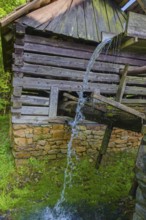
<box><xmin>12</xmin><ymin>123</ymin><xmax>142</xmax><ymax>166</ymax></box>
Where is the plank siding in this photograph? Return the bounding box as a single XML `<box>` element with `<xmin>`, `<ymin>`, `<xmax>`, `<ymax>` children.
<box><xmin>12</xmin><ymin>34</ymin><xmax>146</xmax><ymax>124</ymax></box>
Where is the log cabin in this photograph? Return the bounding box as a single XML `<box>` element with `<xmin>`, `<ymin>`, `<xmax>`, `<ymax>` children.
<box><xmin>0</xmin><ymin>0</ymin><xmax>146</xmax><ymax>159</ymax></box>
<box><xmin>0</xmin><ymin>0</ymin><xmax>146</xmax><ymax>164</ymax></box>
<box><xmin>1</xmin><ymin>1</ymin><xmax>146</xmax><ymax>219</ymax></box>
<box><xmin>0</xmin><ymin>0</ymin><xmax>146</xmax><ymax>130</ymax></box>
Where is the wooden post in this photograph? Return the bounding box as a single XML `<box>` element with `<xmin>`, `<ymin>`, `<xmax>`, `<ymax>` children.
<box><xmin>95</xmin><ymin>65</ymin><xmax>130</xmax><ymax>169</ymax></box>
<box><xmin>49</xmin><ymin>87</ymin><xmax>59</xmax><ymax>118</ymax></box>
<box><xmin>95</xmin><ymin>123</ymin><xmax>113</xmax><ymax>169</ymax></box>
<box><xmin>115</xmin><ymin>64</ymin><xmax>129</xmax><ymax>103</ymax></box>
<box><xmin>11</xmin><ymin>23</ymin><xmax>25</xmax><ymax>118</ymax></box>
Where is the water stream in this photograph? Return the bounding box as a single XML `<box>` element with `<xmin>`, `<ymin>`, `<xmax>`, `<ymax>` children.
<box><xmin>41</xmin><ymin>38</ymin><xmax>112</xmax><ymax>220</ymax></box>
<box><xmin>22</xmin><ymin>38</ymin><xmax>112</xmax><ymax>220</ymax></box>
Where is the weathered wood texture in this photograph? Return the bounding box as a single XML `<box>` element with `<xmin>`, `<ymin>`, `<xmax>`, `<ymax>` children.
<box><xmin>126</xmin><ymin>12</ymin><xmax>146</xmax><ymax>39</ymax></box>
<box><xmin>17</xmin><ymin>0</ymin><xmax>126</xmax><ymax>42</ymax></box>
<box><xmin>12</xmin><ymin>34</ymin><xmax>146</xmax><ymax>124</ymax></box>
<box><xmin>60</xmin><ymin>93</ymin><xmax>145</xmax><ymax>132</ymax></box>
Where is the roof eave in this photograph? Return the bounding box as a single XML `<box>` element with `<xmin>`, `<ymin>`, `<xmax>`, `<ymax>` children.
<box><xmin>0</xmin><ymin>0</ymin><xmax>52</xmax><ymax>28</ymax></box>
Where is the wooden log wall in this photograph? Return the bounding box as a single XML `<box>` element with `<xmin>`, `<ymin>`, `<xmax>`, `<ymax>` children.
<box><xmin>12</xmin><ymin>32</ymin><xmax>146</xmax><ymax>124</ymax></box>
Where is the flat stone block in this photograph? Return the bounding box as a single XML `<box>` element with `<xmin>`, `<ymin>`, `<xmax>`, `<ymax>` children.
<box><xmin>34</xmin><ymin>127</ymin><xmax>42</xmax><ymax>135</ymax></box>
<box><xmin>43</xmin><ymin>127</ymin><xmax>50</xmax><ymax>134</ymax></box>
<box><xmin>25</xmin><ymin>128</ymin><xmax>33</xmax><ymax>134</ymax></box>
<box><xmin>48</xmin><ymin>149</ymin><xmax>60</xmax><ymax>154</ymax></box>
<box><xmin>14</xmin><ymin>137</ymin><xmax>26</xmax><ymax>147</ymax></box>
<box><xmin>27</xmin><ymin>138</ymin><xmax>33</xmax><ymax>145</ymax></box>
<box><xmin>52</xmin><ymin>124</ymin><xmax>64</xmax><ymax>130</ymax></box>
<box><xmin>76</xmin><ymin>147</ymin><xmax>86</xmax><ymax>153</ymax></box>
<box><xmin>78</xmin><ymin>125</ymin><xmax>86</xmax><ymax>131</ymax></box>
<box><xmin>26</xmin><ymin>133</ymin><xmax>33</xmax><ymax>138</ymax></box>
<box><xmin>13</xmin><ymin>151</ymin><xmax>31</xmax><ymax>159</ymax></box>
<box><xmin>13</xmin><ymin>129</ymin><xmax>25</xmax><ymax>138</ymax></box>
<box><xmin>47</xmin><ymin>154</ymin><xmax>57</xmax><ymax>160</ymax></box>
<box><xmin>51</xmin><ymin>130</ymin><xmax>65</xmax><ymax>139</ymax></box>
<box><xmin>13</xmin><ymin>124</ymin><xmax>27</xmax><ymax>130</ymax></box>
<box><xmin>57</xmin><ymin>153</ymin><xmax>65</xmax><ymax>158</ymax></box>
<box><xmin>61</xmin><ymin>149</ymin><xmax>67</xmax><ymax>154</ymax></box>
<box><xmin>38</xmin><ymin>140</ymin><xmax>46</xmax><ymax>146</ymax></box>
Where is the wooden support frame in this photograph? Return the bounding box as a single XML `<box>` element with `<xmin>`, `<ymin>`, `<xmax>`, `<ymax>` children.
<box><xmin>96</xmin><ymin>64</ymin><xmax>129</xmax><ymax>169</ymax></box>
<box><xmin>115</xmin><ymin>64</ymin><xmax>129</xmax><ymax>103</ymax></box>
<box><xmin>49</xmin><ymin>87</ymin><xmax>59</xmax><ymax>118</ymax></box>
<box><xmin>93</xmin><ymin>94</ymin><xmax>146</xmax><ymax>120</ymax></box>
<box><xmin>95</xmin><ymin>123</ymin><xmax>113</xmax><ymax>169</ymax></box>
<box><xmin>120</xmin><ymin>37</ymin><xmax>138</xmax><ymax>50</ymax></box>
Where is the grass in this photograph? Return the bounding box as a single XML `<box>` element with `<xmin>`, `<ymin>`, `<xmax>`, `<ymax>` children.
<box><xmin>0</xmin><ymin>115</ymin><xmax>138</xmax><ymax>219</ymax></box>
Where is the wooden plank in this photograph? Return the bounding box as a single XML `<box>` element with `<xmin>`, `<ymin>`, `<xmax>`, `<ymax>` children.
<box><xmin>14</xmin><ymin>51</ymin><xmax>24</xmax><ymax>67</ymax></box>
<box><xmin>13</xmin><ymin>76</ymin><xmax>116</xmax><ymax>93</ymax></box>
<box><xmin>24</xmin><ymin>34</ymin><xmax>146</xmax><ymax>63</ymax></box>
<box><xmin>77</xmin><ymin>1</ymin><xmax>87</xmax><ymax>39</ymax></box>
<box><xmin>13</xmin><ymin>76</ymin><xmax>146</xmax><ymax>95</ymax></box>
<box><xmin>125</xmin><ymin>66</ymin><xmax>146</xmax><ymax>76</ymax></box>
<box><xmin>84</xmin><ymin>0</ymin><xmax>98</xmax><ymax>41</ymax></box>
<box><xmin>16</xmin><ymin>42</ymin><xmax>145</xmax><ymax>66</ymax></box>
<box><xmin>13</xmin><ymin>87</ymin><xmax>22</xmax><ymax>97</ymax></box>
<box><xmin>12</xmin><ymin>95</ymin><xmax>49</xmax><ymax>106</ymax></box>
<box><xmin>13</xmin><ymin>64</ymin><xmax>120</xmax><ymax>83</ymax></box>
<box><xmin>115</xmin><ymin>64</ymin><xmax>129</xmax><ymax>102</ymax></box>
<box><xmin>126</xmin><ymin>12</ymin><xmax>146</xmax><ymax>39</ymax></box>
<box><xmin>105</xmin><ymin>0</ymin><xmax>116</xmax><ymax>33</ymax></box>
<box><xmin>12</xmin><ymin>106</ymin><xmax>49</xmax><ymax>116</ymax></box>
<box><xmin>127</xmin><ymin>76</ymin><xmax>146</xmax><ymax>86</ymax></box>
<box><xmin>115</xmin><ymin>6</ymin><xmax>126</xmax><ymax>30</ymax></box>
<box><xmin>60</xmin><ymin>0</ymin><xmax>78</xmax><ymax>38</ymax></box>
<box><xmin>21</xmin><ymin>0</ymin><xmax>71</xmax><ymax>28</ymax></box>
<box><xmin>120</xmin><ymin>37</ymin><xmax>138</xmax><ymax>50</ymax></box>
<box><xmin>49</xmin><ymin>87</ymin><xmax>59</xmax><ymax>118</ymax></box>
<box><xmin>93</xmin><ymin>94</ymin><xmax>146</xmax><ymax>119</ymax></box>
<box><xmin>12</xmin><ymin>115</ymin><xmax>49</xmax><ymax>124</ymax></box>
<box><xmin>93</xmin><ymin>0</ymin><xmax>110</xmax><ymax>38</ymax></box>
<box><xmin>122</xmin><ymin>99</ymin><xmax>146</xmax><ymax>104</ymax></box>
<box><xmin>12</xmin><ymin>115</ymin><xmax>72</xmax><ymax>124</ymax></box>
<box><xmin>23</xmin><ymin>52</ymin><xmax>125</xmax><ymax>73</ymax></box>
<box><xmin>44</xmin><ymin>0</ymin><xmax>72</xmax><ymax>33</ymax></box>
<box><xmin>95</xmin><ymin>123</ymin><xmax>113</xmax><ymax>169</ymax></box>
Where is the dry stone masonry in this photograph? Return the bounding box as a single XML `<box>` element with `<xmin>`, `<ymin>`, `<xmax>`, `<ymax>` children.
<box><xmin>12</xmin><ymin>123</ymin><xmax>142</xmax><ymax>166</ymax></box>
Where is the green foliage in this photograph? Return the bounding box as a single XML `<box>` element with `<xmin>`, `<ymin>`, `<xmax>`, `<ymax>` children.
<box><xmin>0</xmin><ymin>0</ymin><xmax>26</xmax><ymax>114</ymax></box>
<box><xmin>0</xmin><ymin>116</ymin><xmax>137</xmax><ymax>218</ymax></box>
<box><xmin>0</xmin><ymin>0</ymin><xmax>25</xmax><ymax>16</ymax></box>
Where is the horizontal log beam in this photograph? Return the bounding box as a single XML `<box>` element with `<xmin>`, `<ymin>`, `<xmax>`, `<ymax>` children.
<box><xmin>124</xmin><ymin>65</ymin><xmax>146</xmax><ymax>75</ymax></box>
<box><xmin>13</xmin><ymin>64</ymin><xmax>146</xmax><ymax>86</ymax></box>
<box><xmin>24</xmin><ymin>34</ymin><xmax>146</xmax><ymax>64</ymax></box>
<box><xmin>93</xmin><ymin>94</ymin><xmax>146</xmax><ymax>119</ymax></box>
<box><xmin>13</xmin><ymin>64</ymin><xmax>120</xmax><ymax>83</ymax></box>
<box><xmin>120</xmin><ymin>37</ymin><xmax>138</xmax><ymax>50</ymax></box>
<box><xmin>22</xmin><ymin>52</ymin><xmax>124</xmax><ymax>74</ymax></box>
<box><xmin>11</xmin><ymin>95</ymin><xmax>49</xmax><ymax>107</ymax></box>
<box><xmin>13</xmin><ymin>76</ymin><xmax>146</xmax><ymax>96</ymax></box>
<box><xmin>11</xmin><ymin>106</ymin><xmax>49</xmax><ymax>116</ymax></box>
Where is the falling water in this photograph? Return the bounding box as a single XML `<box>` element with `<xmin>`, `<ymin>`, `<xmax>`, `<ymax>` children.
<box><xmin>24</xmin><ymin>38</ymin><xmax>112</xmax><ymax>220</ymax></box>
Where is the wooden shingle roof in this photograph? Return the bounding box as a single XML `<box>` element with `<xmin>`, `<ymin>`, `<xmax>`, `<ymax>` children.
<box><xmin>17</xmin><ymin>0</ymin><xmax>126</xmax><ymax>42</ymax></box>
